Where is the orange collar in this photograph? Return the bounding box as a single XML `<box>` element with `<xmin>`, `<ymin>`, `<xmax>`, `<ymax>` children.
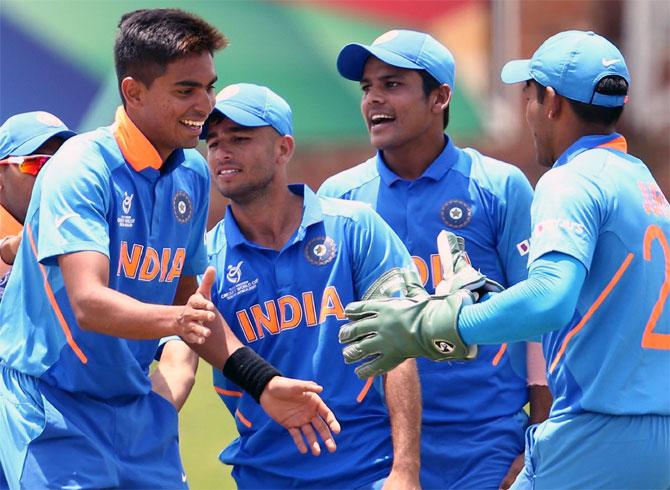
<box><xmin>596</xmin><ymin>135</ymin><xmax>627</xmax><ymax>154</ymax></box>
<box><xmin>112</xmin><ymin>106</ymin><xmax>163</xmax><ymax>171</ymax></box>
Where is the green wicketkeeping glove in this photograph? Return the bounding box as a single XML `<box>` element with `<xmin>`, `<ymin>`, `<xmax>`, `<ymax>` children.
<box><xmin>435</xmin><ymin>231</ymin><xmax>504</xmax><ymax>298</ymax></box>
<box><xmin>340</xmin><ymin>290</ymin><xmax>476</xmax><ymax>379</ymax></box>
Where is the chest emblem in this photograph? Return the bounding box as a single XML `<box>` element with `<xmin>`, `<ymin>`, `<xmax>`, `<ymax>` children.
<box><xmin>226</xmin><ymin>260</ymin><xmax>243</xmax><ymax>284</ymax></box>
<box><xmin>305</xmin><ymin>236</ymin><xmax>337</xmax><ymax>266</ymax></box>
<box><xmin>441</xmin><ymin>199</ymin><xmax>472</xmax><ymax>228</ymax></box>
<box><xmin>173</xmin><ymin>190</ymin><xmax>193</xmax><ymax>224</ymax></box>
<box><xmin>117</xmin><ymin>192</ymin><xmax>135</xmax><ymax>228</ymax></box>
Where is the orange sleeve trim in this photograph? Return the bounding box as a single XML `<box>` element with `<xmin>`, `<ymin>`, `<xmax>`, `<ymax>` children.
<box><xmin>597</xmin><ymin>135</ymin><xmax>627</xmax><ymax>154</ymax></box>
<box><xmin>549</xmin><ymin>253</ymin><xmax>634</xmax><ymax>374</ymax></box>
<box><xmin>356</xmin><ymin>377</ymin><xmax>374</xmax><ymax>403</ymax></box>
<box><xmin>25</xmin><ymin>224</ymin><xmax>88</xmax><ymax>364</ymax></box>
<box><xmin>235</xmin><ymin>409</ymin><xmax>252</xmax><ymax>428</ymax></box>
<box><xmin>112</xmin><ymin>106</ymin><xmax>163</xmax><ymax>171</ymax></box>
<box><xmin>491</xmin><ymin>343</ymin><xmax>508</xmax><ymax>366</ymax></box>
<box><xmin>214</xmin><ymin>386</ymin><xmax>243</xmax><ymax>397</ymax></box>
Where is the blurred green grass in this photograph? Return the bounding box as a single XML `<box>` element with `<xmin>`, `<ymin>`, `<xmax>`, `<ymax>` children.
<box><xmin>179</xmin><ymin>365</ymin><xmax>238</xmax><ymax>490</ymax></box>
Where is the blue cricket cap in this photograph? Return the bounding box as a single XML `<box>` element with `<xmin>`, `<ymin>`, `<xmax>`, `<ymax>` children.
<box><xmin>501</xmin><ymin>30</ymin><xmax>630</xmax><ymax>107</ymax></box>
<box><xmin>201</xmin><ymin>83</ymin><xmax>293</xmax><ymax>139</ymax></box>
<box><xmin>337</xmin><ymin>29</ymin><xmax>455</xmax><ymax>88</ymax></box>
<box><xmin>0</xmin><ymin>111</ymin><xmax>76</xmax><ymax>159</ymax></box>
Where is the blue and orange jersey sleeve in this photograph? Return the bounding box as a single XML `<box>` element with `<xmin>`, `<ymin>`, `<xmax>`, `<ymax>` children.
<box><xmin>35</xmin><ymin>136</ymin><xmax>111</xmax><ymax>264</ymax></box>
<box><xmin>529</xmin><ymin>166</ymin><xmax>603</xmax><ymax>270</ymax></box>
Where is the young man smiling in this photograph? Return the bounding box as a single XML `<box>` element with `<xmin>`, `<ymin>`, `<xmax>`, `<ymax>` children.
<box><xmin>0</xmin><ymin>10</ymin><xmax>338</xmax><ymax>488</ymax></box>
<box><xmin>339</xmin><ymin>30</ymin><xmax>670</xmax><ymax>489</ymax></box>
<box><xmin>198</xmin><ymin>83</ymin><xmax>421</xmax><ymax>489</ymax></box>
<box><xmin>319</xmin><ymin>29</ymin><xmax>551</xmax><ymax>489</ymax></box>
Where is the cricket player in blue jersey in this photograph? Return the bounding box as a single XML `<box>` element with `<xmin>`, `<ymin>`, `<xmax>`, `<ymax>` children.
<box><xmin>0</xmin><ymin>112</ymin><xmax>76</xmax><ymax>300</ymax></box>
<box><xmin>0</xmin><ymin>111</ymin><xmax>75</xmax><ymax>490</ymax></box>
<box><xmin>0</xmin><ymin>10</ymin><xmax>338</xmax><ymax>489</ymax></box>
<box><xmin>190</xmin><ymin>82</ymin><xmax>421</xmax><ymax>489</ymax></box>
<box><xmin>339</xmin><ymin>30</ymin><xmax>670</xmax><ymax>489</ymax></box>
<box><xmin>319</xmin><ymin>29</ymin><xmax>551</xmax><ymax>489</ymax></box>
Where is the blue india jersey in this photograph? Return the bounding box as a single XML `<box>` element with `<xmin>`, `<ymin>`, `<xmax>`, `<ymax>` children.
<box><xmin>529</xmin><ymin>133</ymin><xmax>670</xmax><ymax>416</ymax></box>
<box><xmin>319</xmin><ymin>136</ymin><xmax>533</xmax><ymax>426</ymax></box>
<box><xmin>208</xmin><ymin>185</ymin><xmax>414</xmax><ymax>487</ymax></box>
<box><xmin>0</xmin><ymin>108</ymin><xmax>209</xmax><ymax>399</ymax></box>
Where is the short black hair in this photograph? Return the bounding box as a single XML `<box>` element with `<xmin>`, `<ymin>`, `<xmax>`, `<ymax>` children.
<box><xmin>114</xmin><ymin>9</ymin><xmax>227</xmax><ymax>94</ymax></box>
<box><xmin>419</xmin><ymin>70</ymin><xmax>449</xmax><ymax>130</ymax></box>
<box><xmin>529</xmin><ymin>76</ymin><xmax>628</xmax><ymax>127</ymax></box>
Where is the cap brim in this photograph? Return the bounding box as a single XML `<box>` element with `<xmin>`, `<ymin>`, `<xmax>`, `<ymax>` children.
<box><xmin>200</xmin><ymin>105</ymin><xmax>270</xmax><ymax>139</ymax></box>
<box><xmin>10</xmin><ymin>129</ymin><xmax>76</xmax><ymax>157</ymax></box>
<box><xmin>501</xmin><ymin>59</ymin><xmax>532</xmax><ymax>84</ymax></box>
<box><xmin>337</xmin><ymin>43</ymin><xmax>423</xmax><ymax>81</ymax></box>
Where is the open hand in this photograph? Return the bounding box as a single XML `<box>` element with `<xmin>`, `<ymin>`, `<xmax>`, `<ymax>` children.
<box><xmin>260</xmin><ymin>376</ymin><xmax>341</xmax><ymax>456</ymax></box>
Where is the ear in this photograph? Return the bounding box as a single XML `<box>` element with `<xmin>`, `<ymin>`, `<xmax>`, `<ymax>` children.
<box><xmin>275</xmin><ymin>135</ymin><xmax>295</xmax><ymax>166</ymax></box>
<box><xmin>432</xmin><ymin>84</ymin><xmax>452</xmax><ymax>114</ymax></box>
<box><xmin>120</xmin><ymin>77</ymin><xmax>146</xmax><ymax>109</ymax></box>
<box><xmin>544</xmin><ymin>86</ymin><xmax>562</xmax><ymax>120</ymax></box>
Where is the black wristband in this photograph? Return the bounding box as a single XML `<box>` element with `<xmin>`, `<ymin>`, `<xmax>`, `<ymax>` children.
<box><xmin>222</xmin><ymin>347</ymin><xmax>281</xmax><ymax>403</ymax></box>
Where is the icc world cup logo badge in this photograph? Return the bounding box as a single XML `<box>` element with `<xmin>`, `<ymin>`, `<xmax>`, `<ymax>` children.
<box><xmin>305</xmin><ymin>236</ymin><xmax>337</xmax><ymax>266</ymax></box>
<box><xmin>441</xmin><ymin>199</ymin><xmax>472</xmax><ymax>228</ymax></box>
<box><xmin>173</xmin><ymin>191</ymin><xmax>193</xmax><ymax>224</ymax></box>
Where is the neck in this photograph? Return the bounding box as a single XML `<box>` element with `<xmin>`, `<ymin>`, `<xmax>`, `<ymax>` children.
<box><xmin>124</xmin><ymin>108</ymin><xmax>172</xmax><ymax>163</ymax></box>
<box><xmin>230</xmin><ymin>186</ymin><xmax>303</xmax><ymax>251</ymax></box>
<box><xmin>554</xmin><ymin>115</ymin><xmax>616</xmax><ymax>162</ymax></box>
<box><xmin>379</xmin><ymin>129</ymin><xmax>446</xmax><ymax>180</ymax></box>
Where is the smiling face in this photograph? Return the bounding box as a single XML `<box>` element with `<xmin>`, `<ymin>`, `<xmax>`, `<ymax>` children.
<box><xmin>126</xmin><ymin>51</ymin><xmax>217</xmax><ymax>160</ymax></box>
<box><xmin>206</xmin><ymin>117</ymin><xmax>291</xmax><ymax>204</ymax></box>
<box><xmin>359</xmin><ymin>57</ymin><xmax>439</xmax><ymax>153</ymax></box>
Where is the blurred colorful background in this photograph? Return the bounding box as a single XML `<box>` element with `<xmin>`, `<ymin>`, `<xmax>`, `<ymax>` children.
<box><xmin>2</xmin><ymin>1</ymin><xmax>668</xmax><ymax>488</ymax></box>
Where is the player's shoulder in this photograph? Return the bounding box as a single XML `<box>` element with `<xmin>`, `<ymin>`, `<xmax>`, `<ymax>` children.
<box><xmin>462</xmin><ymin>148</ymin><xmax>532</xmax><ymax>199</ymax></box>
<box><xmin>206</xmin><ymin>219</ymin><xmax>227</xmax><ymax>256</ymax></box>
<box><xmin>318</xmin><ymin>156</ymin><xmax>379</xmax><ymax>198</ymax></box>
<box><xmin>317</xmin><ymin>194</ymin><xmax>375</xmax><ymax>222</ymax></box>
<box><xmin>466</xmin><ymin>148</ymin><xmax>529</xmax><ymax>183</ymax></box>
<box><xmin>42</xmin><ymin>128</ymin><xmax>116</xmax><ymax>179</ymax></box>
<box><xmin>178</xmin><ymin>148</ymin><xmax>210</xmax><ymax>181</ymax></box>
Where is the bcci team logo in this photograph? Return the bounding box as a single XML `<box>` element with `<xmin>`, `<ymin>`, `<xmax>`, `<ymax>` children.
<box><xmin>173</xmin><ymin>191</ymin><xmax>193</xmax><ymax>224</ymax></box>
<box><xmin>441</xmin><ymin>200</ymin><xmax>472</xmax><ymax>229</ymax></box>
<box><xmin>226</xmin><ymin>261</ymin><xmax>243</xmax><ymax>284</ymax></box>
<box><xmin>305</xmin><ymin>236</ymin><xmax>337</xmax><ymax>266</ymax></box>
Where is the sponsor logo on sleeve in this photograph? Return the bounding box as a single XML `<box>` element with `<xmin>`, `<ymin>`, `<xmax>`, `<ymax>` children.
<box><xmin>516</xmin><ymin>239</ymin><xmax>530</xmax><ymax>256</ymax></box>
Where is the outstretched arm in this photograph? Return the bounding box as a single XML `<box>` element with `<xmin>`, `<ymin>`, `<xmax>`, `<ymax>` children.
<box><xmin>151</xmin><ymin>339</ymin><xmax>199</xmax><ymax>411</ymax></box>
<box><xmin>184</xmin><ymin>268</ymin><xmax>341</xmax><ymax>456</ymax></box>
<box><xmin>458</xmin><ymin>252</ymin><xmax>586</xmax><ymax>345</ymax></box>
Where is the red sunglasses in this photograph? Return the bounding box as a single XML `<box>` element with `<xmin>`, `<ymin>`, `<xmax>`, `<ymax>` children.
<box><xmin>0</xmin><ymin>154</ymin><xmax>51</xmax><ymax>176</ymax></box>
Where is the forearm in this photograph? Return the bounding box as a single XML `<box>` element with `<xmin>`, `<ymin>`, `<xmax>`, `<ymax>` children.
<box><xmin>186</xmin><ymin>308</ymin><xmax>244</xmax><ymax>369</ymax></box>
<box><xmin>72</xmin><ymin>285</ymin><xmax>183</xmax><ymax>339</ymax></box>
<box><xmin>458</xmin><ymin>252</ymin><xmax>586</xmax><ymax>345</ymax></box>
<box><xmin>383</xmin><ymin>359</ymin><xmax>421</xmax><ymax>476</ymax></box>
<box><xmin>151</xmin><ymin>340</ymin><xmax>199</xmax><ymax>411</ymax></box>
